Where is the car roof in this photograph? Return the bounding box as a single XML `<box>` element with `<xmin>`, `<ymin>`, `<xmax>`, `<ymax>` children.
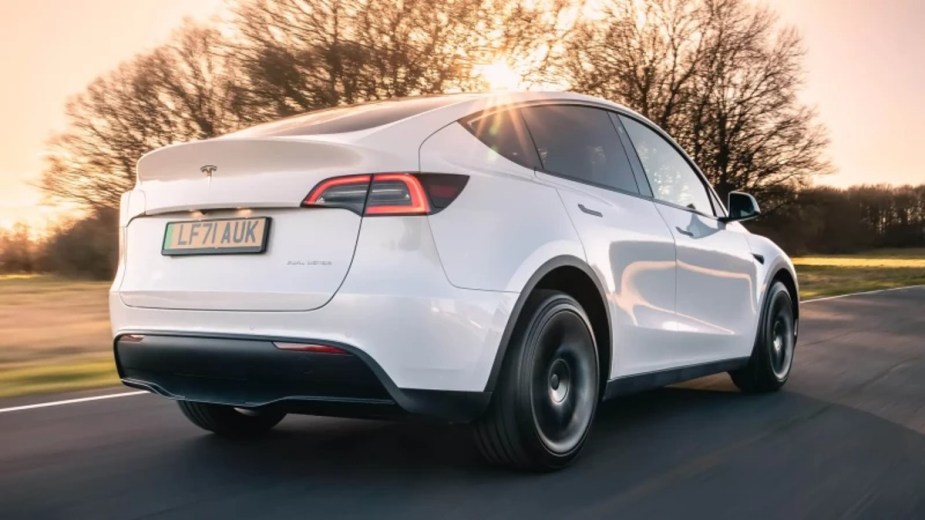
<box><xmin>400</xmin><ymin>91</ymin><xmax>642</xmax><ymax>124</ymax></box>
<box><xmin>140</xmin><ymin>92</ymin><xmax>654</xmax><ymax>171</ymax></box>
<box><xmin>223</xmin><ymin>91</ymin><xmax>642</xmax><ymax>141</ymax></box>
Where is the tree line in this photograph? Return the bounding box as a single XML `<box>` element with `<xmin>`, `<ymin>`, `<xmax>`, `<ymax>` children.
<box><xmin>4</xmin><ymin>0</ymin><xmax>914</xmax><ymax>279</ymax></box>
<box><xmin>0</xmin><ymin>210</ymin><xmax>117</xmax><ymax>279</ymax></box>
<box><xmin>6</xmin><ymin>184</ymin><xmax>924</xmax><ymax>278</ymax></box>
<box><xmin>751</xmin><ymin>184</ymin><xmax>925</xmax><ymax>255</ymax></box>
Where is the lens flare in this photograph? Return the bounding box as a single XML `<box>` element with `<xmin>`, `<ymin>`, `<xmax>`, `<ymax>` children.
<box><xmin>474</xmin><ymin>61</ymin><xmax>524</xmax><ymax>91</ymax></box>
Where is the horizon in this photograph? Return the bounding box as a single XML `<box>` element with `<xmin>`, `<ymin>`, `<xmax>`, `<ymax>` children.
<box><xmin>1</xmin><ymin>0</ymin><xmax>924</xmax><ymax>232</ymax></box>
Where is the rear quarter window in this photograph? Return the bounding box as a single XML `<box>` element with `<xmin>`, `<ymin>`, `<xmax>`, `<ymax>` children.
<box><xmin>462</xmin><ymin>109</ymin><xmax>541</xmax><ymax>169</ymax></box>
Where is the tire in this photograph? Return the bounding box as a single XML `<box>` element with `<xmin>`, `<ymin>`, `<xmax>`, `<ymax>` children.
<box><xmin>475</xmin><ymin>290</ymin><xmax>600</xmax><ymax>471</ymax></box>
<box><xmin>177</xmin><ymin>401</ymin><xmax>286</xmax><ymax>438</ymax></box>
<box><xmin>730</xmin><ymin>280</ymin><xmax>796</xmax><ymax>393</ymax></box>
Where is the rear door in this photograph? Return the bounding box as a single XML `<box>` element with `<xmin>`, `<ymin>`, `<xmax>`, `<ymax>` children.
<box><xmin>619</xmin><ymin>115</ymin><xmax>759</xmax><ymax>363</ymax></box>
<box><xmin>517</xmin><ymin>104</ymin><xmax>680</xmax><ymax>378</ymax></box>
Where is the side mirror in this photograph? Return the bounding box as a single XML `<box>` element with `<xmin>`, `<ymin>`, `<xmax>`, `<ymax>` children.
<box><xmin>721</xmin><ymin>192</ymin><xmax>761</xmax><ymax>223</ymax></box>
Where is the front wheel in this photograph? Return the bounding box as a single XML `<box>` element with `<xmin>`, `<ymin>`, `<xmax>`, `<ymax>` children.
<box><xmin>730</xmin><ymin>281</ymin><xmax>796</xmax><ymax>393</ymax></box>
<box><xmin>475</xmin><ymin>290</ymin><xmax>600</xmax><ymax>471</ymax></box>
<box><xmin>178</xmin><ymin>401</ymin><xmax>286</xmax><ymax>438</ymax></box>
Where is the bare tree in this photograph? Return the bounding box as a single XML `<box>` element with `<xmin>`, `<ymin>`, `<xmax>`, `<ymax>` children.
<box><xmin>0</xmin><ymin>223</ymin><xmax>40</xmax><ymax>274</ymax></box>
<box><xmin>41</xmin><ymin>22</ymin><xmax>243</xmax><ymax>208</ymax></box>
<box><xmin>42</xmin><ymin>0</ymin><xmax>827</xmax><ymax>212</ymax></box>
<box><xmin>228</xmin><ymin>0</ymin><xmax>571</xmax><ymax>118</ymax></box>
<box><xmin>42</xmin><ymin>2</ymin><xmax>567</xmax><ymax>208</ymax></box>
<box><xmin>40</xmin><ymin>209</ymin><xmax>119</xmax><ymax>279</ymax></box>
<box><xmin>563</xmin><ymin>0</ymin><xmax>830</xmax><ymax>203</ymax></box>
<box><xmin>563</xmin><ymin>0</ymin><xmax>703</xmax><ymax>128</ymax></box>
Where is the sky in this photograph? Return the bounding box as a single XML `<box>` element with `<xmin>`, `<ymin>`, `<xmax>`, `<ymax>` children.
<box><xmin>772</xmin><ymin>0</ymin><xmax>925</xmax><ymax>187</ymax></box>
<box><xmin>0</xmin><ymin>0</ymin><xmax>224</xmax><ymax>231</ymax></box>
<box><xmin>0</xmin><ymin>0</ymin><xmax>923</xmax><ymax>231</ymax></box>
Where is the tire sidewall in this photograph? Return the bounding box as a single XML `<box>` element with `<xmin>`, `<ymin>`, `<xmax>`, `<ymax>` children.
<box><xmin>509</xmin><ymin>292</ymin><xmax>600</xmax><ymax>467</ymax></box>
<box><xmin>757</xmin><ymin>282</ymin><xmax>795</xmax><ymax>386</ymax></box>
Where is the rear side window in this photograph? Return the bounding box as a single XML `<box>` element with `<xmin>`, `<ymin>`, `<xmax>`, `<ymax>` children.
<box><xmin>463</xmin><ymin>109</ymin><xmax>541</xmax><ymax>169</ymax></box>
<box><xmin>228</xmin><ymin>95</ymin><xmax>477</xmax><ymax>137</ymax></box>
<box><xmin>519</xmin><ymin>105</ymin><xmax>639</xmax><ymax>193</ymax></box>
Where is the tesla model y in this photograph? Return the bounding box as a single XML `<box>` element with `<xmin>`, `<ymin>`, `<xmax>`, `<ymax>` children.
<box><xmin>111</xmin><ymin>92</ymin><xmax>798</xmax><ymax>470</ymax></box>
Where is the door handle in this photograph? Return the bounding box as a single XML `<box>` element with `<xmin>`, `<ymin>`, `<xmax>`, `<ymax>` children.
<box><xmin>675</xmin><ymin>226</ymin><xmax>694</xmax><ymax>237</ymax></box>
<box><xmin>578</xmin><ymin>204</ymin><xmax>603</xmax><ymax>217</ymax></box>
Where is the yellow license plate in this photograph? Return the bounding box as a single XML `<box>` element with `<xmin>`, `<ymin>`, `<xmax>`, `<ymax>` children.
<box><xmin>162</xmin><ymin>217</ymin><xmax>270</xmax><ymax>256</ymax></box>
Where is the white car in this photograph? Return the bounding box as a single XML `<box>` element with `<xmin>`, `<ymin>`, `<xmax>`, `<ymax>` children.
<box><xmin>111</xmin><ymin>91</ymin><xmax>798</xmax><ymax>470</ymax></box>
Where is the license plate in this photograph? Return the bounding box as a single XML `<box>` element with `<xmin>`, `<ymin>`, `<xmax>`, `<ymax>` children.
<box><xmin>162</xmin><ymin>217</ymin><xmax>271</xmax><ymax>256</ymax></box>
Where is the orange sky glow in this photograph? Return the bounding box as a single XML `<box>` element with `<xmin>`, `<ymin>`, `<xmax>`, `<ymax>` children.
<box><xmin>1</xmin><ymin>0</ymin><xmax>923</xmax><ymax>231</ymax></box>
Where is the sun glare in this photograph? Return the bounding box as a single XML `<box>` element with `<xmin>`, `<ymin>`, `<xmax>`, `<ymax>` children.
<box><xmin>475</xmin><ymin>61</ymin><xmax>525</xmax><ymax>91</ymax></box>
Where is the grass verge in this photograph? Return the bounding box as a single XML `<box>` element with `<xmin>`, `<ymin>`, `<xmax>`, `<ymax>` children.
<box><xmin>0</xmin><ymin>356</ymin><xmax>119</xmax><ymax>398</ymax></box>
<box><xmin>0</xmin><ymin>275</ymin><xmax>115</xmax><ymax>398</ymax></box>
<box><xmin>794</xmin><ymin>249</ymin><xmax>925</xmax><ymax>299</ymax></box>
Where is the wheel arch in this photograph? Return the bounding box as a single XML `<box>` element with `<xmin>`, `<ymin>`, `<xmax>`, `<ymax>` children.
<box><xmin>748</xmin><ymin>257</ymin><xmax>800</xmax><ymax>354</ymax></box>
<box><xmin>483</xmin><ymin>256</ymin><xmax>612</xmax><ymax>397</ymax></box>
<box><xmin>746</xmin><ymin>233</ymin><xmax>800</xmax><ymax>335</ymax></box>
<box><xmin>771</xmin><ymin>266</ymin><xmax>800</xmax><ymax>327</ymax></box>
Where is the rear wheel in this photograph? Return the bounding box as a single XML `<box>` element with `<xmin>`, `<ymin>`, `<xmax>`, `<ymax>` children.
<box><xmin>475</xmin><ymin>290</ymin><xmax>600</xmax><ymax>471</ymax></box>
<box><xmin>730</xmin><ymin>281</ymin><xmax>796</xmax><ymax>393</ymax></box>
<box><xmin>177</xmin><ymin>401</ymin><xmax>286</xmax><ymax>438</ymax></box>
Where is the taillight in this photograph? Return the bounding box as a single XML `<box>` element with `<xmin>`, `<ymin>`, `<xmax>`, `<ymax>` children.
<box><xmin>416</xmin><ymin>174</ymin><xmax>470</xmax><ymax>210</ymax></box>
<box><xmin>302</xmin><ymin>174</ymin><xmax>371</xmax><ymax>214</ymax></box>
<box><xmin>365</xmin><ymin>173</ymin><xmax>429</xmax><ymax>215</ymax></box>
<box><xmin>302</xmin><ymin>173</ymin><xmax>468</xmax><ymax>215</ymax></box>
<box><xmin>273</xmin><ymin>342</ymin><xmax>348</xmax><ymax>354</ymax></box>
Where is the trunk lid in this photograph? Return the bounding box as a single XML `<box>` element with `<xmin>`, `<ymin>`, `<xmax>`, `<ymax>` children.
<box><xmin>136</xmin><ymin>138</ymin><xmax>374</xmax><ymax>214</ymax></box>
<box><xmin>118</xmin><ymin>137</ymin><xmax>413</xmax><ymax>312</ymax></box>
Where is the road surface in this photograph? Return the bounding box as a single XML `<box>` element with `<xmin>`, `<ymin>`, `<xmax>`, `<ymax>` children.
<box><xmin>2</xmin><ymin>287</ymin><xmax>925</xmax><ymax>519</ymax></box>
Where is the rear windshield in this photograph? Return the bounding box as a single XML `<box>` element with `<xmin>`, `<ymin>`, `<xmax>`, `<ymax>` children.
<box><xmin>228</xmin><ymin>95</ymin><xmax>477</xmax><ymax>138</ymax></box>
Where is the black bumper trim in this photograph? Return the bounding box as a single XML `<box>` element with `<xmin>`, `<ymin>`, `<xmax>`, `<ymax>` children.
<box><xmin>603</xmin><ymin>357</ymin><xmax>750</xmax><ymax>400</ymax></box>
<box><xmin>114</xmin><ymin>331</ymin><xmax>490</xmax><ymax>423</ymax></box>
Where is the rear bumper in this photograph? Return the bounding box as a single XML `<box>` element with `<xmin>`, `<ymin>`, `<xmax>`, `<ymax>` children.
<box><xmin>115</xmin><ymin>333</ymin><xmax>490</xmax><ymax>422</ymax></box>
<box><xmin>111</xmin><ymin>216</ymin><xmax>519</xmax><ymax>393</ymax></box>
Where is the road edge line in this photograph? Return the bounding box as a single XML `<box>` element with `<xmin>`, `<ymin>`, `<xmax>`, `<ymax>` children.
<box><xmin>0</xmin><ymin>391</ymin><xmax>148</xmax><ymax>414</ymax></box>
<box><xmin>802</xmin><ymin>284</ymin><xmax>925</xmax><ymax>304</ymax></box>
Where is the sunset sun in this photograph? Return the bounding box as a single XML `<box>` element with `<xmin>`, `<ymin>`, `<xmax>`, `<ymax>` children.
<box><xmin>474</xmin><ymin>60</ymin><xmax>525</xmax><ymax>91</ymax></box>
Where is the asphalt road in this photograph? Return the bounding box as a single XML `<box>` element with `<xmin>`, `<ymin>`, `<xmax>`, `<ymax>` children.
<box><xmin>2</xmin><ymin>287</ymin><xmax>925</xmax><ymax>519</ymax></box>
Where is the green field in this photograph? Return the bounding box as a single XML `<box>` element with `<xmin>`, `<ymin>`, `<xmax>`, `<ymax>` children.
<box><xmin>0</xmin><ymin>275</ymin><xmax>117</xmax><ymax>398</ymax></box>
<box><xmin>1</xmin><ymin>249</ymin><xmax>924</xmax><ymax>398</ymax></box>
<box><xmin>793</xmin><ymin>248</ymin><xmax>925</xmax><ymax>299</ymax></box>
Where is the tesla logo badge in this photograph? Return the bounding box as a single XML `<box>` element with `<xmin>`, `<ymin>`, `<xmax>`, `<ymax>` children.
<box><xmin>201</xmin><ymin>165</ymin><xmax>218</xmax><ymax>177</ymax></box>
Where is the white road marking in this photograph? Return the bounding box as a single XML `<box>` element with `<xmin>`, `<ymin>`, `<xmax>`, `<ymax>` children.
<box><xmin>0</xmin><ymin>391</ymin><xmax>148</xmax><ymax>414</ymax></box>
<box><xmin>802</xmin><ymin>284</ymin><xmax>925</xmax><ymax>303</ymax></box>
